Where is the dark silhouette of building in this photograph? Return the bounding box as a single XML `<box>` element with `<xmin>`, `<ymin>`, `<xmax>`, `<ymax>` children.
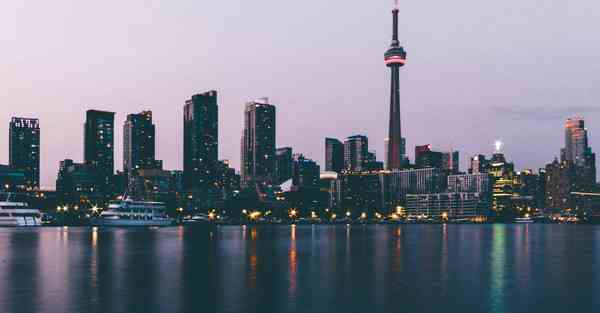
<box><xmin>183</xmin><ymin>91</ymin><xmax>219</xmax><ymax>192</ymax></box>
<box><xmin>9</xmin><ymin>117</ymin><xmax>40</xmax><ymax>189</ymax></box>
<box><xmin>545</xmin><ymin>158</ymin><xmax>577</xmax><ymax>211</ymax></box>
<box><xmin>292</xmin><ymin>154</ymin><xmax>320</xmax><ymax>189</ymax></box>
<box><xmin>0</xmin><ymin>164</ymin><xmax>27</xmax><ymax>192</ymax></box>
<box><xmin>344</xmin><ymin>135</ymin><xmax>369</xmax><ymax>172</ymax></box>
<box><xmin>415</xmin><ymin>145</ymin><xmax>443</xmax><ymax>169</ymax></box>
<box><xmin>56</xmin><ymin>159</ymin><xmax>103</xmax><ymax>207</ymax></box>
<box><xmin>561</xmin><ymin>117</ymin><xmax>596</xmax><ymax>189</ymax></box>
<box><xmin>123</xmin><ymin>111</ymin><xmax>162</xmax><ymax>175</ymax></box>
<box><xmin>384</xmin><ymin>2</ymin><xmax>407</xmax><ymax>170</ymax></box>
<box><xmin>84</xmin><ymin>110</ymin><xmax>115</xmax><ymax>194</ymax></box>
<box><xmin>469</xmin><ymin>154</ymin><xmax>489</xmax><ymax>174</ymax></box>
<box><xmin>325</xmin><ymin>138</ymin><xmax>344</xmax><ymax>173</ymax></box>
<box><xmin>275</xmin><ymin>147</ymin><xmax>293</xmax><ymax>184</ymax></box>
<box><xmin>241</xmin><ymin>98</ymin><xmax>276</xmax><ymax>186</ymax></box>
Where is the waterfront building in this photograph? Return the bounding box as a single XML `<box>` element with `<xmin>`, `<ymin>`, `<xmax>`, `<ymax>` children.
<box><xmin>469</xmin><ymin>154</ymin><xmax>489</xmax><ymax>174</ymax></box>
<box><xmin>123</xmin><ymin>111</ymin><xmax>162</xmax><ymax>176</ymax></box>
<box><xmin>9</xmin><ymin>117</ymin><xmax>40</xmax><ymax>189</ymax></box>
<box><xmin>384</xmin><ymin>1</ymin><xmax>407</xmax><ymax>170</ymax></box>
<box><xmin>380</xmin><ymin>167</ymin><xmax>443</xmax><ymax>209</ymax></box>
<box><xmin>447</xmin><ymin>173</ymin><xmax>493</xmax><ymax>196</ymax></box>
<box><xmin>0</xmin><ymin>164</ymin><xmax>27</xmax><ymax>192</ymax></box>
<box><xmin>275</xmin><ymin>147</ymin><xmax>293</xmax><ymax>184</ymax></box>
<box><xmin>561</xmin><ymin>117</ymin><xmax>596</xmax><ymax>189</ymax></box>
<box><xmin>291</xmin><ymin>154</ymin><xmax>320</xmax><ymax>189</ymax></box>
<box><xmin>344</xmin><ymin>135</ymin><xmax>369</xmax><ymax>172</ymax></box>
<box><xmin>129</xmin><ymin>169</ymin><xmax>184</xmax><ymax>202</ymax></box>
<box><xmin>488</xmin><ymin>152</ymin><xmax>517</xmax><ymax>215</ymax></box>
<box><xmin>183</xmin><ymin>91</ymin><xmax>219</xmax><ymax>192</ymax></box>
<box><xmin>56</xmin><ymin>159</ymin><xmax>103</xmax><ymax>207</ymax></box>
<box><xmin>545</xmin><ymin>158</ymin><xmax>577</xmax><ymax>211</ymax></box>
<box><xmin>405</xmin><ymin>192</ymin><xmax>488</xmax><ymax>219</ymax></box>
<box><xmin>84</xmin><ymin>110</ymin><xmax>115</xmax><ymax>193</ymax></box>
<box><xmin>214</xmin><ymin>160</ymin><xmax>241</xmax><ymax>201</ymax></box>
<box><xmin>325</xmin><ymin>138</ymin><xmax>344</xmax><ymax>173</ymax></box>
<box><xmin>241</xmin><ymin>98</ymin><xmax>276</xmax><ymax>186</ymax></box>
<box><xmin>338</xmin><ymin>172</ymin><xmax>383</xmax><ymax>215</ymax></box>
<box><xmin>415</xmin><ymin>145</ymin><xmax>458</xmax><ymax>174</ymax></box>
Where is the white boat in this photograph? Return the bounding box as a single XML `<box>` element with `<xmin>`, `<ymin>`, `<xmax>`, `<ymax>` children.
<box><xmin>515</xmin><ymin>214</ymin><xmax>534</xmax><ymax>223</ymax></box>
<box><xmin>90</xmin><ymin>198</ymin><xmax>174</xmax><ymax>227</ymax></box>
<box><xmin>0</xmin><ymin>193</ymin><xmax>42</xmax><ymax>227</ymax></box>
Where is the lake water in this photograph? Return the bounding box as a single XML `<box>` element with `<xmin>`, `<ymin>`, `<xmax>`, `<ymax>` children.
<box><xmin>1</xmin><ymin>224</ymin><xmax>600</xmax><ymax>313</ymax></box>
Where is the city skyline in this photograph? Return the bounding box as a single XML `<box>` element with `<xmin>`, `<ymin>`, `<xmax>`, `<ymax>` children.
<box><xmin>1</xmin><ymin>0</ymin><xmax>599</xmax><ymax>187</ymax></box>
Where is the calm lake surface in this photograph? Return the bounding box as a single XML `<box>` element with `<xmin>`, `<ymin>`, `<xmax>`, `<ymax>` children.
<box><xmin>1</xmin><ymin>224</ymin><xmax>600</xmax><ymax>313</ymax></box>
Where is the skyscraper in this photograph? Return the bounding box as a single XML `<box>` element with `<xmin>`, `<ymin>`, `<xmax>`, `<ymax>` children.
<box><xmin>9</xmin><ymin>117</ymin><xmax>40</xmax><ymax>189</ymax></box>
<box><xmin>183</xmin><ymin>90</ymin><xmax>219</xmax><ymax>191</ymax></box>
<box><xmin>292</xmin><ymin>154</ymin><xmax>320</xmax><ymax>189</ymax></box>
<box><xmin>561</xmin><ymin>117</ymin><xmax>596</xmax><ymax>186</ymax></box>
<box><xmin>84</xmin><ymin>110</ymin><xmax>115</xmax><ymax>190</ymax></box>
<box><xmin>344</xmin><ymin>135</ymin><xmax>369</xmax><ymax>172</ymax></box>
<box><xmin>123</xmin><ymin>111</ymin><xmax>161</xmax><ymax>175</ymax></box>
<box><xmin>275</xmin><ymin>147</ymin><xmax>293</xmax><ymax>184</ymax></box>
<box><xmin>384</xmin><ymin>1</ymin><xmax>407</xmax><ymax>170</ymax></box>
<box><xmin>325</xmin><ymin>138</ymin><xmax>344</xmax><ymax>173</ymax></box>
<box><xmin>241</xmin><ymin>98</ymin><xmax>276</xmax><ymax>185</ymax></box>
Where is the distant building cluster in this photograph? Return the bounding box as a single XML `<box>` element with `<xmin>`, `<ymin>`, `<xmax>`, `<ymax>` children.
<box><xmin>1</xmin><ymin>5</ymin><xmax>598</xmax><ymax>221</ymax></box>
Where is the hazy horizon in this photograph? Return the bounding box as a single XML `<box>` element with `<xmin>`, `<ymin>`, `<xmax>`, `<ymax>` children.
<box><xmin>1</xmin><ymin>0</ymin><xmax>599</xmax><ymax>188</ymax></box>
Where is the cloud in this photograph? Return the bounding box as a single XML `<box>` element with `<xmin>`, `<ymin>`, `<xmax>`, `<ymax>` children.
<box><xmin>491</xmin><ymin>104</ymin><xmax>600</xmax><ymax>120</ymax></box>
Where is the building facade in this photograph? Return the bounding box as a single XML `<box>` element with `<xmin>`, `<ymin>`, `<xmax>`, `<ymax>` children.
<box><xmin>325</xmin><ymin>138</ymin><xmax>344</xmax><ymax>173</ymax></box>
<box><xmin>292</xmin><ymin>154</ymin><xmax>320</xmax><ymax>189</ymax></box>
<box><xmin>84</xmin><ymin>110</ymin><xmax>115</xmax><ymax>193</ymax></box>
<box><xmin>344</xmin><ymin>135</ymin><xmax>369</xmax><ymax>172</ymax></box>
<box><xmin>9</xmin><ymin>117</ymin><xmax>40</xmax><ymax>189</ymax></box>
<box><xmin>405</xmin><ymin>192</ymin><xmax>488</xmax><ymax>219</ymax></box>
<box><xmin>183</xmin><ymin>91</ymin><xmax>219</xmax><ymax>192</ymax></box>
<box><xmin>123</xmin><ymin>111</ymin><xmax>161</xmax><ymax>175</ymax></box>
<box><xmin>275</xmin><ymin>147</ymin><xmax>293</xmax><ymax>184</ymax></box>
<box><xmin>241</xmin><ymin>98</ymin><xmax>276</xmax><ymax>186</ymax></box>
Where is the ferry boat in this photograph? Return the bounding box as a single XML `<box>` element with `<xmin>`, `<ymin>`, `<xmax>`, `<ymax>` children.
<box><xmin>515</xmin><ymin>214</ymin><xmax>534</xmax><ymax>223</ymax></box>
<box><xmin>90</xmin><ymin>198</ymin><xmax>174</xmax><ymax>227</ymax></box>
<box><xmin>0</xmin><ymin>193</ymin><xmax>42</xmax><ymax>227</ymax></box>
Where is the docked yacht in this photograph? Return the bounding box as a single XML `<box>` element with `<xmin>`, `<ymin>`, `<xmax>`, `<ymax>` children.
<box><xmin>90</xmin><ymin>198</ymin><xmax>174</xmax><ymax>227</ymax></box>
<box><xmin>0</xmin><ymin>193</ymin><xmax>42</xmax><ymax>227</ymax></box>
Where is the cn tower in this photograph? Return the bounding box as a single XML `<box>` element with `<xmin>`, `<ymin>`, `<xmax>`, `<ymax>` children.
<box><xmin>384</xmin><ymin>1</ymin><xmax>407</xmax><ymax>170</ymax></box>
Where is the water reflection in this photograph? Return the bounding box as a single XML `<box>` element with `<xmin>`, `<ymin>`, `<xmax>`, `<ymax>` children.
<box><xmin>1</xmin><ymin>225</ymin><xmax>600</xmax><ymax>313</ymax></box>
<box><xmin>489</xmin><ymin>224</ymin><xmax>506</xmax><ymax>313</ymax></box>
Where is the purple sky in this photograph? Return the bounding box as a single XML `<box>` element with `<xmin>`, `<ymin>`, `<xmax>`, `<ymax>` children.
<box><xmin>1</xmin><ymin>0</ymin><xmax>599</xmax><ymax>188</ymax></box>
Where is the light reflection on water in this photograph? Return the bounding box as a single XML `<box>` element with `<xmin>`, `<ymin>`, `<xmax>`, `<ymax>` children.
<box><xmin>1</xmin><ymin>224</ymin><xmax>599</xmax><ymax>313</ymax></box>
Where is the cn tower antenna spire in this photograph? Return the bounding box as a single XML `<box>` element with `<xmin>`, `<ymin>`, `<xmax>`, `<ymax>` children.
<box><xmin>384</xmin><ymin>0</ymin><xmax>407</xmax><ymax>170</ymax></box>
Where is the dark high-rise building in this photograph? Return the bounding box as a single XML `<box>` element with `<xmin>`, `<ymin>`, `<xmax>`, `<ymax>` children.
<box><xmin>415</xmin><ymin>145</ymin><xmax>443</xmax><ymax>169</ymax></box>
<box><xmin>84</xmin><ymin>110</ymin><xmax>115</xmax><ymax>190</ymax></box>
<box><xmin>469</xmin><ymin>154</ymin><xmax>489</xmax><ymax>174</ymax></box>
<box><xmin>384</xmin><ymin>2</ymin><xmax>407</xmax><ymax>170</ymax></box>
<box><xmin>123</xmin><ymin>111</ymin><xmax>162</xmax><ymax>175</ymax></box>
<box><xmin>56</xmin><ymin>159</ymin><xmax>103</xmax><ymax>206</ymax></box>
<box><xmin>275</xmin><ymin>147</ymin><xmax>293</xmax><ymax>184</ymax></box>
<box><xmin>325</xmin><ymin>138</ymin><xmax>344</xmax><ymax>173</ymax></box>
<box><xmin>561</xmin><ymin>117</ymin><xmax>596</xmax><ymax>187</ymax></box>
<box><xmin>0</xmin><ymin>164</ymin><xmax>27</xmax><ymax>192</ymax></box>
<box><xmin>241</xmin><ymin>98</ymin><xmax>276</xmax><ymax>185</ymax></box>
<box><xmin>415</xmin><ymin>145</ymin><xmax>458</xmax><ymax>174</ymax></box>
<box><xmin>183</xmin><ymin>91</ymin><xmax>219</xmax><ymax>191</ymax></box>
<box><xmin>441</xmin><ymin>150</ymin><xmax>460</xmax><ymax>174</ymax></box>
<box><xmin>292</xmin><ymin>154</ymin><xmax>321</xmax><ymax>189</ymax></box>
<box><xmin>9</xmin><ymin>117</ymin><xmax>40</xmax><ymax>189</ymax></box>
<box><xmin>344</xmin><ymin>135</ymin><xmax>369</xmax><ymax>172</ymax></box>
<box><xmin>545</xmin><ymin>158</ymin><xmax>577</xmax><ymax>211</ymax></box>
